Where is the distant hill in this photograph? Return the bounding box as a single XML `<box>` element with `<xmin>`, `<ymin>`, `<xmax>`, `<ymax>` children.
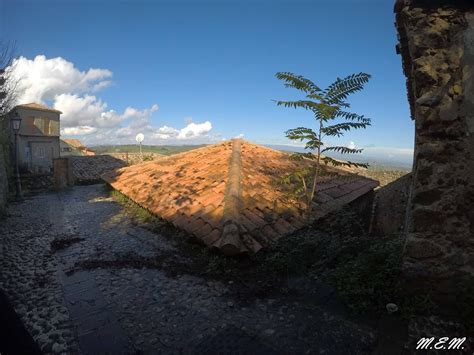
<box><xmin>265</xmin><ymin>144</ymin><xmax>413</xmax><ymax>172</ymax></box>
<box><xmin>91</xmin><ymin>143</ymin><xmax>412</xmax><ymax>172</ymax></box>
<box><xmin>91</xmin><ymin>144</ymin><xmax>206</xmax><ymax>156</ymax></box>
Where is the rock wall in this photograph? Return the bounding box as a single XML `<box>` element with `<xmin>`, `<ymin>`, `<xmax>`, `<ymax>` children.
<box><xmin>0</xmin><ymin>150</ymin><xmax>8</xmax><ymax>213</ymax></box>
<box><xmin>53</xmin><ymin>158</ymin><xmax>74</xmax><ymax>190</ymax></box>
<box><xmin>395</xmin><ymin>0</ymin><xmax>474</xmax><ymax>286</ymax></box>
<box><xmin>0</xmin><ymin>119</ymin><xmax>10</xmax><ymax>213</ymax></box>
<box><xmin>371</xmin><ymin>173</ymin><xmax>412</xmax><ymax>237</ymax></box>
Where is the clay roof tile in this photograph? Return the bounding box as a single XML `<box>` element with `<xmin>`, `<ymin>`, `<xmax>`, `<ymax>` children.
<box><xmin>102</xmin><ymin>139</ymin><xmax>379</xmax><ymax>255</ymax></box>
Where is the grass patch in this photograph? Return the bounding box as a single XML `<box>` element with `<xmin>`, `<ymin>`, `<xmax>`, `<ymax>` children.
<box><xmin>324</xmin><ymin>236</ymin><xmax>443</xmax><ymax>321</ymax></box>
<box><xmin>110</xmin><ymin>189</ymin><xmax>159</xmax><ymax>225</ymax></box>
<box><xmin>258</xmin><ymin>230</ymin><xmax>329</xmax><ymax>275</ymax></box>
<box><xmin>327</xmin><ymin>237</ymin><xmax>403</xmax><ymax>314</ymax></box>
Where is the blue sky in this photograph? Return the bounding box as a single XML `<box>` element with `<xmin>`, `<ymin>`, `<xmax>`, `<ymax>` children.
<box><xmin>1</xmin><ymin>0</ymin><xmax>414</xmax><ymax>163</ymax></box>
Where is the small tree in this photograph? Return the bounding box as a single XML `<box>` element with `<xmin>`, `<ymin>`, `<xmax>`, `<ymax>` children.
<box><xmin>0</xmin><ymin>40</ymin><xmax>18</xmax><ymax>118</ymax></box>
<box><xmin>274</xmin><ymin>72</ymin><xmax>371</xmax><ymax>217</ymax></box>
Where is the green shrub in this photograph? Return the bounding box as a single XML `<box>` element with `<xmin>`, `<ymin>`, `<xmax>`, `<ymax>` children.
<box><xmin>328</xmin><ymin>237</ymin><xmax>403</xmax><ymax>314</ymax></box>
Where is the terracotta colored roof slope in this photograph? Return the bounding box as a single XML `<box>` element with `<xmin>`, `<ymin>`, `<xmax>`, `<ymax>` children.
<box><xmin>63</xmin><ymin>138</ymin><xmax>86</xmax><ymax>149</ymax></box>
<box><xmin>15</xmin><ymin>103</ymin><xmax>62</xmax><ymax>114</ymax></box>
<box><xmin>102</xmin><ymin>140</ymin><xmax>378</xmax><ymax>255</ymax></box>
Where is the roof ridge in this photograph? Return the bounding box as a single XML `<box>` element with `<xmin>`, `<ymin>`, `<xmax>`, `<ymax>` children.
<box><xmin>213</xmin><ymin>138</ymin><xmax>245</xmax><ymax>255</ymax></box>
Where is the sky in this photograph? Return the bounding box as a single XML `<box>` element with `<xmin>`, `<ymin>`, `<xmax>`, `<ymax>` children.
<box><xmin>1</xmin><ymin>0</ymin><xmax>414</xmax><ymax>164</ymax></box>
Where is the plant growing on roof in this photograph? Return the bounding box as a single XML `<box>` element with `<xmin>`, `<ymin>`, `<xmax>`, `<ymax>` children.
<box><xmin>274</xmin><ymin>72</ymin><xmax>371</xmax><ymax>216</ymax></box>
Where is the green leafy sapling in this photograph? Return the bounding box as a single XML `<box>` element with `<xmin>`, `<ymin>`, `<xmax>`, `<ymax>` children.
<box><xmin>274</xmin><ymin>72</ymin><xmax>372</xmax><ymax>217</ymax></box>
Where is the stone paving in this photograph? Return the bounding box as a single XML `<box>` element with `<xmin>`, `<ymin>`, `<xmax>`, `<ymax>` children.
<box><xmin>0</xmin><ymin>184</ymin><xmax>379</xmax><ymax>354</ymax></box>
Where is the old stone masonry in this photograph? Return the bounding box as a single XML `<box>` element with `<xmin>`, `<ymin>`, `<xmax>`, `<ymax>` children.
<box><xmin>395</xmin><ymin>0</ymin><xmax>474</xmax><ymax>289</ymax></box>
<box><xmin>0</xmin><ymin>185</ymin><xmax>377</xmax><ymax>354</ymax></box>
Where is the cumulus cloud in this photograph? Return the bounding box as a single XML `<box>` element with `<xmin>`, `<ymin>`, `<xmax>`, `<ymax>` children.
<box><xmin>150</xmin><ymin>121</ymin><xmax>212</xmax><ymax>141</ymax></box>
<box><xmin>62</xmin><ymin>126</ymin><xmax>97</xmax><ymax>135</ymax></box>
<box><xmin>9</xmin><ymin>55</ymin><xmax>214</xmax><ymax>144</ymax></box>
<box><xmin>11</xmin><ymin>55</ymin><xmax>112</xmax><ymax>103</ymax></box>
<box><xmin>177</xmin><ymin>121</ymin><xmax>212</xmax><ymax>140</ymax></box>
<box><xmin>152</xmin><ymin>126</ymin><xmax>180</xmax><ymax>140</ymax></box>
<box><xmin>347</xmin><ymin>141</ymin><xmax>357</xmax><ymax>150</ymax></box>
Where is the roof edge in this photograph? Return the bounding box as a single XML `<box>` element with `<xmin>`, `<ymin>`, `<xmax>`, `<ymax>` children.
<box><xmin>15</xmin><ymin>103</ymin><xmax>63</xmax><ymax>114</ymax></box>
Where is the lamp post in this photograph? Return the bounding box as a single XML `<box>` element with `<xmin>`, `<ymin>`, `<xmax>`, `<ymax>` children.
<box><xmin>11</xmin><ymin>112</ymin><xmax>23</xmax><ymax>200</ymax></box>
<box><xmin>135</xmin><ymin>133</ymin><xmax>144</xmax><ymax>161</ymax></box>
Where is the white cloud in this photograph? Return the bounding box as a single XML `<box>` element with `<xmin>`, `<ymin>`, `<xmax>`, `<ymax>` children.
<box><xmin>150</xmin><ymin>121</ymin><xmax>213</xmax><ymax>141</ymax></box>
<box><xmin>61</xmin><ymin>126</ymin><xmax>97</xmax><ymax>135</ymax></box>
<box><xmin>347</xmin><ymin>141</ymin><xmax>357</xmax><ymax>150</ymax></box>
<box><xmin>177</xmin><ymin>121</ymin><xmax>212</xmax><ymax>140</ymax></box>
<box><xmin>234</xmin><ymin>133</ymin><xmax>244</xmax><ymax>139</ymax></box>
<box><xmin>152</xmin><ymin>125</ymin><xmax>180</xmax><ymax>140</ymax></box>
<box><xmin>9</xmin><ymin>55</ymin><xmax>215</xmax><ymax>144</ymax></box>
<box><xmin>11</xmin><ymin>55</ymin><xmax>112</xmax><ymax>103</ymax></box>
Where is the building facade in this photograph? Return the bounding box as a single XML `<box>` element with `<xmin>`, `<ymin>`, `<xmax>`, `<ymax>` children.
<box><xmin>8</xmin><ymin>103</ymin><xmax>62</xmax><ymax>173</ymax></box>
<box><xmin>60</xmin><ymin>138</ymin><xmax>96</xmax><ymax>157</ymax></box>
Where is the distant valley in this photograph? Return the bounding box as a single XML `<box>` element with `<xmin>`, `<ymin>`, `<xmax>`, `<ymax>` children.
<box><xmin>91</xmin><ymin>143</ymin><xmax>412</xmax><ymax>171</ymax></box>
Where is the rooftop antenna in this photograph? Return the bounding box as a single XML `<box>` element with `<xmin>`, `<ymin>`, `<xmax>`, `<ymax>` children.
<box><xmin>136</xmin><ymin>133</ymin><xmax>144</xmax><ymax>160</ymax></box>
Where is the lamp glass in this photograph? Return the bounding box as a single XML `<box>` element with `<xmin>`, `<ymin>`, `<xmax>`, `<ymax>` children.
<box><xmin>11</xmin><ymin>115</ymin><xmax>21</xmax><ymax>132</ymax></box>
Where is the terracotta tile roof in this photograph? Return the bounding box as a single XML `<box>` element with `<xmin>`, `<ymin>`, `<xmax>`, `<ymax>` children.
<box><xmin>102</xmin><ymin>140</ymin><xmax>378</xmax><ymax>255</ymax></box>
<box><xmin>63</xmin><ymin>139</ymin><xmax>85</xmax><ymax>149</ymax></box>
<box><xmin>15</xmin><ymin>103</ymin><xmax>62</xmax><ymax>114</ymax></box>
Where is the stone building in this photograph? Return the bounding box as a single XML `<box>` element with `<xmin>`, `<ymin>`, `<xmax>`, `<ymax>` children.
<box><xmin>395</xmin><ymin>0</ymin><xmax>474</xmax><ymax>290</ymax></box>
<box><xmin>7</xmin><ymin>103</ymin><xmax>62</xmax><ymax>173</ymax></box>
<box><xmin>60</xmin><ymin>138</ymin><xmax>96</xmax><ymax>157</ymax></box>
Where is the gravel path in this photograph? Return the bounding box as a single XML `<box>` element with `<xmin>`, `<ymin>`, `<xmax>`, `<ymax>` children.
<box><xmin>0</xmin><ymin>184</ymin><xmax>378</xmax><ymax>354</ymax></box>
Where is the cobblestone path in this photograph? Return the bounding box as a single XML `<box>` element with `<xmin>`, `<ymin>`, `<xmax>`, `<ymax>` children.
<box><xmin>0</xmin><ymin>184</ymin><xmax>378</xmax><ymax>354</ymax></box>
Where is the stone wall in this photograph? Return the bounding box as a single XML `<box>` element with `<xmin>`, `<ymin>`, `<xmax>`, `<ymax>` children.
<box><xmin>0</xmin><ymin>118</ymin><xmax>11</xmax><ymax>213</ymax></box>
<box><xmin>371</xmin><ymin>173</ymin><xmax>412</xmax><ymax>237</ymax></box>
<box><xmin>395</xmin><ymin>0</ymin><xmax>474</xmax><ymax>288</ymax></box>
<box><xmin>53</xmin><ymin>158</ymin><xmax>75</xmax><ymax>190</ymax></box>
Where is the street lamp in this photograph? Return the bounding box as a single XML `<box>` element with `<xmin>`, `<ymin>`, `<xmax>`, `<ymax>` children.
<box><xmin>135</xmin><ymin>133</ymin><xmax>144</xmax><ymax>161</ymax></box>
<box><xmin>11</xmin><ymin>112</ymin><xmax>23</xmax><ymax>200</ymax></box>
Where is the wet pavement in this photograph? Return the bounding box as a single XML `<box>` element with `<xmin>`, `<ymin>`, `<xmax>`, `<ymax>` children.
<box><xmin>0</xmin><ymin>184</ymin><xmax>378</xmax><ymax>354</ymax></box>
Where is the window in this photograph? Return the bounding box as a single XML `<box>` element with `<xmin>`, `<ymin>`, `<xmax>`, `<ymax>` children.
<box><xmin>49</xmin><ymin>120</ymin><xmax>59</xmax><ymax>136</ymax></box>
<box><xmin>33</xmin><ymin>118</ymin><xmax>45</xmax><ymax>134</ymax></box>
<box><xmin>35</xmin><ymin>147</ymin><xmax>45</xmax><ymax>158</ymax></box>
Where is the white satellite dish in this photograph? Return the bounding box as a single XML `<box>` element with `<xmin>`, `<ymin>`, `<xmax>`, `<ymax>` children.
<box><xmin>135</xmin><ymin>133</ymin><xmax>144</xmax><ymax>143</ymax></box>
